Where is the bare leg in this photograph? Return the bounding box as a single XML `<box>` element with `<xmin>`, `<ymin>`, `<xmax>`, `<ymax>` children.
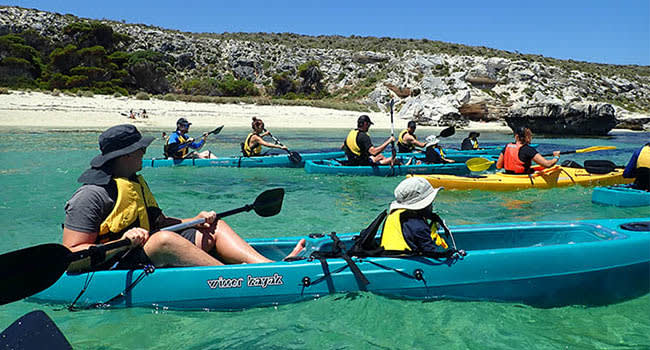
<box><xmin>198</xmin><ymin>150</ymin><xmax>218</xmax><ymax>159</ymax></box>
<box><xmin>210</xmin><ymin>220</ymin><xmax>274</xmax><ymax>264</ymax></box>
<box><xmin>144</xmin><ymin>231</ymin><xmax>224</xmax><ymax>267</ymax></box>
<box><xmin>284</xmin><ymin>239</ymin><xmax>306</xmax><ymax>260</ymax></box>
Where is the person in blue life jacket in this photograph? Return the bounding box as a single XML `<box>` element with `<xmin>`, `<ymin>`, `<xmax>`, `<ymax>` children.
<box><xmin>380</xmin><ymin>177</ymin><xmax>449</xmax><ymax>253</ymax></box>
<box><xmin>165</xmin><ymin>118</ymin><xmax>217</xmax><ymax>159</ymax></box>
<box><xmin>420</xmin><ymin>135</ymin><xmax>455</xmax><ymax>164</ymax></box>
<box><xmin>461</xmin><ymin>131</ymin><xmax>480</xmax><ymax>150</ymax></box>
<box><xmin>496</xmin><ymin>127</ymin><xmax>560</xmax><ymax>174</ymax></box>
<box><xmin>397</xmin><ymin>121</ymin><xmax>427</xmax><ymax>153</ymax></box>
<box><xmin>63</xmin><ymin>124</ymin><xmax>305</xmax><ymax>272</ymax></box>
<box><xmin>623</xmin><ymin>142</ymin><xmax>650</xmax><ymax>190</ymax></box>
<box><xmin>342</xmin><ymin>114</ymin><xmax>399</xmax><ymax>166</ymax></box>
<box><xmin>242</xmin><ymin>117</ymin><xmax>289</xmax><ymax>157</ymax></box>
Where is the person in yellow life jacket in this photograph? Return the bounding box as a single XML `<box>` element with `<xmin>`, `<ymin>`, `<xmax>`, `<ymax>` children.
<box><xmin>165</xmin><ymin>118</ymin><xmax>217</xmax><ymax>159</ymax></box>
<box><xmin>623</xmin><ymin>143</ymin><xmax>650</xmax><ymax>190</ymax></box>
<box><xmin>242</xmin><ymin>117</ymin><xmax>288</xmax><ymax>157</ymax></box>
<box><xmin>397</xmin><ymin>121</ymin><xmax>427</xmax><ymax>153</ymax></box>
<box><xmin>342</xmin><ymin>114</ymin><xmax>397</xmax><ymax>165</ymax></box>
<box><xmin>380</xmin><ymin>177</ymin><xmax>449</xmax><ymax>253</ymax></box>
<box><xmin>63</xmin><ymin>125</ymin><xmax>305</xmax><ymax>272</ymax></box>
<box><xmin>420</xmin><ymin>135</ymin><xmax>455</xmax><ymax>164</ymax></box>
<box><xmin>496</xmin><ymin>127</ymin><xmax>560</xmax><ymax>174</ymax></box>
<box><xmin>461</xmin><ymin>131</ymin><xmax>480</xmax><ymax>150</ymax></box>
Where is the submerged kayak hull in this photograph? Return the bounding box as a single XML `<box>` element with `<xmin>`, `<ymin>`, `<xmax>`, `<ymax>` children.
<box><xmin>592</xmin><ymin>186</ymin><xmax>650</xmax><ymax>207</ymax></box>
<box><xmin>30</xmin><ymin>217</ymin><xmax>650</xmax><ymax>310</ymax></box>
<box><xmin>304</xmin><ymin>159</ymin><xmax>478</xmax><ymax>176</ymax></box>
<box><xmin>142</xmin><ymin>151</ymin><xmax>345</xmax><ymax>168</ymax></box>
<box><xmin>413</xmin><ymin>166</ymin><xmax>632</xmax><ymax>191</ymax></box>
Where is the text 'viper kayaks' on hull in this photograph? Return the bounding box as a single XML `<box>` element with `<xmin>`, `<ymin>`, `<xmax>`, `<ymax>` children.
<box><xmin>412</xmin><ymin>166</ymin><xmax>632</xmax><ymax>191</ymax></box>
<box><xmin>142</xmin><ymin>151</ymin><xmax>346</xmax><ymax>168</ymax></box>
<box><xmin>592</xmin><ymin>185</ymin><xmax>650</xmax><ymax>207</ymax></box>
<box><xmin>30</xmin><ymin>217</ymin><xmax>650</xmax><ymax>310</ymax></box>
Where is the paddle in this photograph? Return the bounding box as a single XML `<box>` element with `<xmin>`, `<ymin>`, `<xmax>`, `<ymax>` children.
<box><xmin>0</xmin><ymin>188</ymin><xmax>285</xmax><ymax>306</ymax></box>
<box><xmin>264</xmin><ymin>129</ymin><xmax>302</xmax><ymax>164</ymax></box>
<box><xmin>0</xmin><ymin>311</ymin><xmax>72</xmax><ymax>350</ymax></box>
<box><xmin>389</xmin><ymin>99</ymin><xmax>396</xmax><ymax>169</ymax></box>
<box><xmin>438</xmin><ymin>126</ymin><xmax>455</xmax><ymax>138</ymax></box>
<box><xmin>466</xmin><ymin>146</ymin><xmax>618</xmax><ymax>172</ymax></box>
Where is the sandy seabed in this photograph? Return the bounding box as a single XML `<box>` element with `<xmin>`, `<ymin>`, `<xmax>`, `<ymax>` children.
<box><xmin>0</xmin><ymin>90</ymin><xmax>512</xmax><ymax>134</ymax></box>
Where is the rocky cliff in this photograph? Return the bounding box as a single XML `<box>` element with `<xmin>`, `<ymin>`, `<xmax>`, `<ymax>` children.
<box><xmin>1</xmin><ymin>6</ymin><xmax>649</xmax><ymax>134</ymax></box>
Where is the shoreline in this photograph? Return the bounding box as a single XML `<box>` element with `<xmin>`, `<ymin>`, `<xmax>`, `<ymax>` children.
<box><xmin>0</xmin><ymin>91</ymin><xmax>512</xmax><ymax>133</ymax></box>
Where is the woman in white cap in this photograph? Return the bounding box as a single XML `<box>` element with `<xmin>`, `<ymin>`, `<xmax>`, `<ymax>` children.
<box><xmin>380</xmin><ymin>177</ymin><xmax>449</xmax><ymax>253</ymax></box>
<box><xmin>421</xmin><ymin>135</ymin><xmax>455</xmax><ymax>164</ymax></box>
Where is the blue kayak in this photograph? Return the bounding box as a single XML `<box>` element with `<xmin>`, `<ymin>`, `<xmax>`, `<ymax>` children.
<box><xmin>30</xmin><ymin>217</ymin><xmax>650</xmax><ymax>310</ymax></box>
<box><xmin>592</xmin><ymin>185</ymin><xmax>650</xmax><ymax>207</ymax></box>
<box><xmin>304</xmin><ymin>158</ymin><xmax>476</xmax><ymax>176</ymax></box>
<box><xmin>142</xmin><ymin>151</ymin><xmax>345</xmax><ymax>168</ymax></box>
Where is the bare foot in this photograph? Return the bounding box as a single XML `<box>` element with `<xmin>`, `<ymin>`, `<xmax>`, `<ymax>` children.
<box><xmin>284</xmin><ymin>239</ymin><xmax>306</xmax><ymax>259</ymax></box>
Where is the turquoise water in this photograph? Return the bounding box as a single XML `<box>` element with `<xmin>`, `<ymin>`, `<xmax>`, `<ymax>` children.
<box><xmin>0</xmin><ymin>126</ymin><xmax>648</xmax><ymax>349</ymax></box>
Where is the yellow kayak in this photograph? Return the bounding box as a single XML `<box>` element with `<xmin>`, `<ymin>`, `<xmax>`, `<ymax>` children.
<box><xmin>411</xmin><ymin>166</ymin><xmax>633</xmax><ymax>191</ymax></box>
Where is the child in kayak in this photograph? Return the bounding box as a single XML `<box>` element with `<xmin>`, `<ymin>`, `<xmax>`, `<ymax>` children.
<box><xmin>380</xmin><ymin>177</ymin><xmax>450</xmax><ymax>254</ymax></box>
<box><xmin>420</xmin><ymin>136</ymin><xmax>455</xmax><ymax>164</ymax></box>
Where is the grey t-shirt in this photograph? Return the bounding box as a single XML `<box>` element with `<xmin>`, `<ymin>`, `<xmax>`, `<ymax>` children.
<box><xmin>64</xmin><ymin>184</ymin><xmax>117</xmax><ymax>233</ymax></box>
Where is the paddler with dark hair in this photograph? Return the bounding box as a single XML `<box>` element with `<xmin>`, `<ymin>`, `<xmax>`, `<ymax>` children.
<box><xmin>623</xmin><ymin>142</ymin><xmax>650</xmax><ymax>190</ymax></box>
<box><xmin>242</xmin><ymin>117</ymin><xmax>289</xmax><ymax>156</ymax></box>
<box><xmin>397</xmin><ymin>121</ymin><xmax>427</xmax><ymax>153</ymax></box>
<box><xmin>461</xmin><ymin>131</ymin><xmax>481</xmax><ymax>150</ymax></box>
<box><xmin>380</xmin><ymin>177</ymin><xmax>450</xmax><ymax>254</ymax></box>
<box><xmin>496</xmin><ymin>126</ymin><xmax>560</xmax><ymax>174</ymax></box>
<box><xmin>342</xmin><ymin>114</ymin><xmax>398</xmax><ymax>165</ymax></box>
<box><xmin>165</xmin><ymin>117</ymin><xmax>217</xmax><ymax>159</ymax></box>
<box><xmin>63</xmin><ymin>124</ymin><xmax>304</xmax><ymax>272</ymax></box>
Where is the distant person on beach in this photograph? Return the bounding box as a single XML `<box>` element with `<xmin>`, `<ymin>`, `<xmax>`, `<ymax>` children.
<box><xmin>165</xmin><ymin>118</ymin><xmax>217</xmax><ymax>159</ymax></box>
<box><xmin>62</xmin><ymin>124</ymin><xmax>305</xmax><ymax>272</ymax></box>
<box><xmin>397</xmin><ymin>121</ymin><xmax>427</xmax><ymax>153</ymax></box>
<box><xmin>461</xmin><ymin>132</ymin><xmax>480</xmax><ymax>150</ymax></box>
<box><xmin>623</xmin><ymin>142</ymin><xmax>650</xmax><ymax>190</ymax></box>
<box><xmin>128</xmin><ymin>110</ymin><xmax>136</xmax><ymax>120</ymax></box>
<box><xmin>242</xmin><ymin>117</ymin><xmax>290</xmax><ymax>156</ymax></box>
<box><xmin>342</xmin><ymin>115</ymin><xmax>398</xmax><ymax>165</ymax></box>
<box><xmin>140</xmin><ymin>109</ymin><xmax>148</xmax><ymax>119</ymax></box>
<box><xmin>420</xmin><ymin>136</ymin><xmax>455</xmax><ymax>164</ymax></box>
<box><xmin>496</xmin><ymin>127</ymin><xmax>560</xmax><ymax>174</ymax></box>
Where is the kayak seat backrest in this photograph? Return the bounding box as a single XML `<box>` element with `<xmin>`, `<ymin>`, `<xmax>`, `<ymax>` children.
<box><xmin>348</xmin><ymin>210</ymin><xmax>387</xmax><ymax>257</ymax></box>
<box><xmin>619</xmin><ymin>221</ymin><xmax>650</xmax><ymax>231</ymax></box>
<box><xmin>584</xmin><ymin>159</ymin><xmax>617</xmax><ymax>174</ymax></box>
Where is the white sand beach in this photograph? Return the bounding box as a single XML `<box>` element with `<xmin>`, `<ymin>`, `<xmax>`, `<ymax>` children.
<box><xmin>0</xmin><ymin>90</ymin><xmax>511</xmax><ymax>133</ymax></box>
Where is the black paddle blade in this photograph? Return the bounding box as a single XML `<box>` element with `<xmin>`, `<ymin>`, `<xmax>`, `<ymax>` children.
<box><xmin>208</xmin><ymin>125</ymin><xmax>224</xmax><ymax>136</ymax></box>
<box><xmin>439</xmin><ymin>126</ymin><xmax>455</xmax><ymax>138</ymax></box>
<box><xmin>288</xmin><ymin>151</ymin><xmax>302</xmax><ymax>164</ymax></box>
<box><xmin>0</xmin><ymin>311</ymin><xmax>72</xmax><ymax>350</ymax></box>
<box><xmin>0</xmin><ymin>244</ymin><xmax>71</xmax><ymax>305</ymax></box>
<box><xmin>252</xmin><ymin>188</ymin><xmax>285</xmax><ymax>217</ymax></box>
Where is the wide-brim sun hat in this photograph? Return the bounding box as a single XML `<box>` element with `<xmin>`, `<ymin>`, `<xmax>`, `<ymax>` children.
<box><xmin>424</xmin><ymin>135</ymin><xmax>439</xmax><ymax>148</ymax></box>
<box><xmin>390</xmin><ymin>177</ymin><xmax>443</xmax><ymax>212</ymax></box>
<box><xmin>90</xmin><ymin>124</ymin><xmax>154</xmax><ymax>168</ymax></box>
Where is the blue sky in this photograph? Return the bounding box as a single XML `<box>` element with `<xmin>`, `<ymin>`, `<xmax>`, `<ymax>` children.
<box><xmin>4</xmin><ymin>0</ymin><xmax>649</xmax><ymax>65</ymax></box>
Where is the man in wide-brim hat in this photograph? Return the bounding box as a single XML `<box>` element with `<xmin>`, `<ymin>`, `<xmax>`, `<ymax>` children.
<box><xmin>64</xmin><ymin>124</ymin><xmax>304</xmax><ymax>271</ymax></box>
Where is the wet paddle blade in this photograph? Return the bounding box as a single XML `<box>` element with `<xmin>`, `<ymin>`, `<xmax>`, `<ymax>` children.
<box><xmin>0</xmin><ymin>311</ymin><xmax>72</xmax><ymax>350</ymax></box>
<box><xmin>288</xmin><ymin>151</ymin><xmax>302</xmax><ymax>164</ymax></box>
<box><xmin>438</xmin><ymin>126</ymin><xmax>455</xmax><ymax>138</ymax></box>
<box><xmin>575</xmin><ymin>146</ymin><xmax>616</xmax><ymax>153</ymax></box>
<box><xmin>0</xmin><ymin>244</ymin><xmax>71</xmax><ymax>305</ymax></box>
<box><xmin>466</xmin><ymin>157</ymin><xmax>494</xmax><ymax>172</ymax></box>
<box><xmin>252</xmin><ymin>188</ymin><xmax>285</xmax><ymax>217</ymax></box>
<box><xmin>208</xmin><ymin>125</ymin><xmax>224</xmax><ymax>136</ymax></box>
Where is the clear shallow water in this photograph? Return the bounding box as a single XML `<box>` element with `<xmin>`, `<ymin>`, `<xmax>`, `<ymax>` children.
<box><xmin>0</xmin><ymin>126</ymin><xmax>648</xmax><ymax>349</ymax></box>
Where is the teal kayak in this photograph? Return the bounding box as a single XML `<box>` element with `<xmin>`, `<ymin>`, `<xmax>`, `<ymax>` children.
<box><xmin>304</xmin><ymin>158</ymin><xmax>477</xmax><ymax>176</ymax></box>
<box><xmin>30</xmin><ymin>217</ymin><xmax>650</xmax><ymax>310</ymax></box>
<box><xmin>592</xmin><ymin>185</ymin><xmax>650</xmax><ymax>207</ymax></box>
<box><xmin>142</xmin><ymin>151</ymin><xmax>345</xmax><ymax>168</ymax></box>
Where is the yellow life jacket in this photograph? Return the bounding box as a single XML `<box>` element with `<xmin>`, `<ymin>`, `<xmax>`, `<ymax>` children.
<box><xmin>243</xmin><ymin>133</ymin><xmax>262</xmax><ymax>156</ymax></box>
<box><xmin>165</xmin><ymin>132</ymin><xmax>188</xmax><ymax>158</ymax></box>
<box><xmin>344</xmin><ymin>129</ymin><xmax>362</xmax><ymax>156</ymax></box>
<box><xmin>637</xmin><ymin>145</ymin><xmax>650</xmax><ymax>168</ymax></box>
<box><xmin>471</xmin><ymin>139</ymin><xmax>479</xmax><ymax>149</ymax></box>
<box><xmin>397</xmin><ymin>129</ymin><xmax>416</xmax><ymax>152</ymax></box>
<box><xmin>98</xmin><ymin>175</ymin><xmax>160</xmax><ymax>244</ymax></box>
<box><xmin>380</xmin><ymin>209</ymin><xmax>448</xmax><ymax>251</ymax></box>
